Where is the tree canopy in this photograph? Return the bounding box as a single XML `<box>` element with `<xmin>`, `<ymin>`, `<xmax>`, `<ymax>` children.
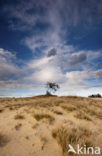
<box><xmin>46</xmin><ymin>82</ymin><xmax>60</xmax><ymax>95</ymax></box>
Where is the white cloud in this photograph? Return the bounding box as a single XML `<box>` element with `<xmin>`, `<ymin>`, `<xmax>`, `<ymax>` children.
<box><xmin>25</xmin><ymin>65</ymin><xmax>65</xmax><ymax>84</ymax></box>
<box><xmin>0</xmin><ymin>48</ymin><xmax>19</xmax><ymax>79</ymax></box>
<box><xmin>0</xmin><ymin>48</ymin><xmax>15</xmax><ymax>59</ymax></box>
<box><xmin>66</xmin><ymin>70</ymin><xmax>91</xmax><ymax>85</ymax></box>
<box><xmin>4</xmin><ymin>0</ymin><xmax>102</xmax><ymax>31</ymax></box>
<box><xmin>1</xmin><ymin>0</ymin><xmax>102</xmax><ymax>97</ymax></box>
<box><xmin>28</xmin><ymin>57</ymin><xmax>52</xmax><ymax>69</ymax></box>
<box><xmin>0</xmin><ymin>47</ymin><xmax>102</xmax><ymax>97</ymax></box>
<box><xmin>0</xmin><ymin>48</ymin><xmax>27</xmax><ymax>81</ymax></box>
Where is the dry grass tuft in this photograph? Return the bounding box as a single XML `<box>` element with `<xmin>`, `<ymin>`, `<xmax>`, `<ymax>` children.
<box><xmin>0</xmin><ymin>109</ymin><xmax>4</xmax><ymax>113</ymax></box>
<box><xmin>9</xmin><ymin>107</ymin><xmax>14</xmax><ymax>110</ymax></box>
<box><xmin>54</xmin><ymin>110</ymin><xmax>63</xmax><ymax>115</ymax></box>
<box><xmin>34</xmin><ymin>113</ymin><xmax>55</xmax><ymax>124</ymax></box>
<box><xmin>52</xmin><ymin>126</ymin><xmax>68</xmax><ymax>153</ymax></box>
<box><xmin>9</xmin><ymin>103</ymin><xmax>29</xmax><ymax>111</ymax></box>
<box><xmin>61</xmin><ymin>105</ymin><xmax>76</xmax><ymax>112</ymax></box>
<box><xmin>32</xmin><ymin>123</ymin><xmax>39</xmax><ymax>129</ymax></box>
<box><xmin>41</xmin><ymin>136</ymin><xmax>48</xmax><ymax>150</ymax></box>
<box><xmin>88</xmin><ymin>109</ymin><xmax>102</xmax><ymax>120</ymax></box>
<box><xmin>74</xmin><ymin>111</ymin><xmax>92</xmax><ymax>121</ymax></box>
<box><xmin>14</xmin><ymin>114</ymin><xmax>25</xmax><ymax>120</ymax></box>
<box><xmin>0</xmin><ymin>132</ymin><xmax>9</xmax><ymax>147</ymax></box>
<box><xmin>25</xmin><ymin>136</ymin><xmax>29</xmax><ymax>140</ymax></box>
<box><xmin>52</xmin><ymin>125</ymin><xmax>93</xmax><ymax>155</ymax></box>
<box><xmin>15</xmin><ymin>123</ymin><xmax>22</xmax><ymax>130</ymax></box>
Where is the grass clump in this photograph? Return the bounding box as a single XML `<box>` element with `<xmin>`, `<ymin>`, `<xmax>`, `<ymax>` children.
<box><xmin>15</xmin><ymin>123</ymin><xmax>22</xmax><ymax>130</ymax></box>
<box><xmin>14</xmin><ymin>114</ymin><xmax>24</xmax><ymax>120</ymax></box>
<box><xmin>88</xmin><ymin>109</ymin><xmax>102</xmax><ymax>120</ymax></box>
<box><xmin>54</xmin><ymin>110</ymin><xmax>63</xmax><ymax>115</ymax></box>
<box><xmin>34</xmin><ymin>113</ymin><xmax>54</xmax><ymax>124</ymax></box>
<box><xmin>41</xmin><ymin>136</ymin><xmax>48</xmax><ymax>150</ymax></box>
<box><xmin>9</xmin><ymin>103</ymin><xmax>28</xmax><ymax>111</ymax></box>
<box><xmin>61</xmin><ymin>105</ymin><xmax>76</xmax><ymax>112</ymax></box>
<box><xmin>52</xmin><ymin>125</ymin><xmax>93</xmax><ymax>155</ymax></box>
<box><xmin>74</xmin><ymin>111</ymin><xmax>92</xmax><ymax>121</ymax></box>
<box><xmin>0</xmin><ymin>133</ymin><xmax>9</xmax><ymax>147</ymax></box>
<box><xmin>52</xmin><ymin>127</ymin><xmax>68</xmax><ymax>153</ymax></box>
<box><xmin>0</xmin><ymin>109</ymin><xmax>4</xmax><ymax>113</ymax></box>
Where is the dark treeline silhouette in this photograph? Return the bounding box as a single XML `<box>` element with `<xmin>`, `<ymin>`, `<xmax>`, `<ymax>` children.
<box><xmin>88</xmin><ymin>93</ymin><xmax>101</xmax><ymax>98</ymax></box>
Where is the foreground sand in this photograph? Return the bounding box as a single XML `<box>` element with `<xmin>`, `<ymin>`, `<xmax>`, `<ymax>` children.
<box><xmin>0</xmin><ymin>95</ymin><xmax>102</xmax><ymax>156</ymax></box>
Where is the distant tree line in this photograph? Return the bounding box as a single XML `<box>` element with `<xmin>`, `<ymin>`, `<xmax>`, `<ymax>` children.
<box><xmin>88</xmin><ymin>93</ymin><xmax>101</xmax><ymax>98</ymax></box>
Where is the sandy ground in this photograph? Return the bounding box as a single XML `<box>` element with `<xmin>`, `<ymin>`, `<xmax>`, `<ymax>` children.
<box><xmin>0</xmin><ymin>96</ymin><xmax>102</xmax><ymax>156</ymax></box>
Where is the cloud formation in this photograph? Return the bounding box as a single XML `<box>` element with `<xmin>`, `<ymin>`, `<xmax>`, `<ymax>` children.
<box><xmin>95</xmin><ymin>69</ymin><xmax>102</xmax><ymax>78</ymax></box>
<box><xmin>0</xmin><ymin>0</ymin><xmax>102</xmax><ymax>96</ymax></box>
<box><xmin>4</xmin><ymin>0</ymin><xmax>102</xmax><ymax>31</ymax></box>
<box><xmin>4</xmin><ymin>0</ymin><xmax>102</xmax><ymax>53</ymax></box>
<box><xmin>47</xmin><ymin>48</ymin><xmax>57</xmax><ymax>57</ymax></box>
<box><xmin>0</xmin><ymin>48</ymin><xmax>19</xmax><ymax>80</ymax></box>
<box><xmin>69</xmin><ymin>53</ymin><xmax>87</xmax><ymax>65</ymax></box>
<box><xmin>0</xmin><ymin>46</ymin><xmax>102</xmax><ymax>97</ymax></box>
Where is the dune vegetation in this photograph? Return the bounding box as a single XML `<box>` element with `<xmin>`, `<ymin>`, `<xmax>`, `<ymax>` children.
<box><xmin>0</xmin><ymin>95</ymin><xmax>102</xmax><ymax>156</ymax></box>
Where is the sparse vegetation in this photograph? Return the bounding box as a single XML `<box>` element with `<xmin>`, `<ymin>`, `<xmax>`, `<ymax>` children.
<box><xmin>52</xmin><ymin>125</ymin><xmax>93</xmax><ymax>155</ymax></box>
<box><xmin>61</xmin><ymin>105</ymin><xmax>76</xmax><ymax>112</ymax></box>
<box><xmin>0</xmin><ymin>109</ymin><xmax>4</xmax><ymax>113</ymax></box>
<box><xmin>14</xmin><ymin>114</ymin><xmax>24</xmax><ymax>120</ymax></box>
<box><xmin>9</xmin><ymin>103</ymin><xmax>30</xmax><ymax>110</ymax></box>
<box><xmin>0</xmin><ymin>96</ymin><xmax>102</xmax><ymax>156</ymax></box>
<box><xmin>9</xmin><ymin>107</ymin><xmax>14</xmax><ymax>110</ymax></box>
<box><xmin>54</xmin><ymin>110</ymin><xmax>63</xmax><ymax>115</ymax></box>
<box><xmin>34</xmin><ymin>113</ymin><xmax>55</xmax><ymax>123</ymax></box>
<box><xmin>15</xmin><ymin>123</ymin><xmax>22</xmax><ymax>130</ymax></box>
<box><xmin>25</xmin><ymin>136</ymin><xmax>29</xmax><ymax>140</ymax></box>
<box><xmin>32</xmin><ymin>123</ymin><xmax>39</xmax><ymax>129</ymax></box>
<box><xmin>74</xmin><ymin>111</ymin><xmax>92</xmax><ymax>121</ymax></box>
<box><xmin>41</xmin><ymin>136</ymin><xmax>48</xmax><ymax>150</ymax></box>
<box><xmin>0</xmin><ymin>133</ymin><xmax>9</xmax><ymax>147</ymax></box>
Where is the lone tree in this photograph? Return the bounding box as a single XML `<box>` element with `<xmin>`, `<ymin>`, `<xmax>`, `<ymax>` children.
<box><xmin>46</xmin><ymin>82</ymin><xmax>60</xmax><ymax>95</ymax></box>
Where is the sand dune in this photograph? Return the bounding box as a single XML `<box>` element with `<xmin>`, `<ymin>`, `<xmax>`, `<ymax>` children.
<box><xmin>0</xmin><ymin>96</ymin><xmax>102</xmax><ymax>156</ymax></box>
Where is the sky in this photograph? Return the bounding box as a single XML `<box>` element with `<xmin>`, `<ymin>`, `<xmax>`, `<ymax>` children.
<box><xmin>0</xmin><ymin>0</ymin><xmax>102</xmax><ymax>97</ymax></box>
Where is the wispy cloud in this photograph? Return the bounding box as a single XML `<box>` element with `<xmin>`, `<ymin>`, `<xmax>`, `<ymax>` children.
<box><xmin>0</xmin><ymin>0</ymin><xmax>102</xmax><ymax>96</ymax></box>
<box><xmin>0</xmin><ymin>48</ymin><xmax>21</xmax><ymax>80</ymax></box>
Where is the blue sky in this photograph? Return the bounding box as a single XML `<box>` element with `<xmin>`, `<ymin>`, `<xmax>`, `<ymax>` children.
<box><xmin>0</xmin><ymin>0</ymin><xmax>102</xmax><ymax>97</ymax></box>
